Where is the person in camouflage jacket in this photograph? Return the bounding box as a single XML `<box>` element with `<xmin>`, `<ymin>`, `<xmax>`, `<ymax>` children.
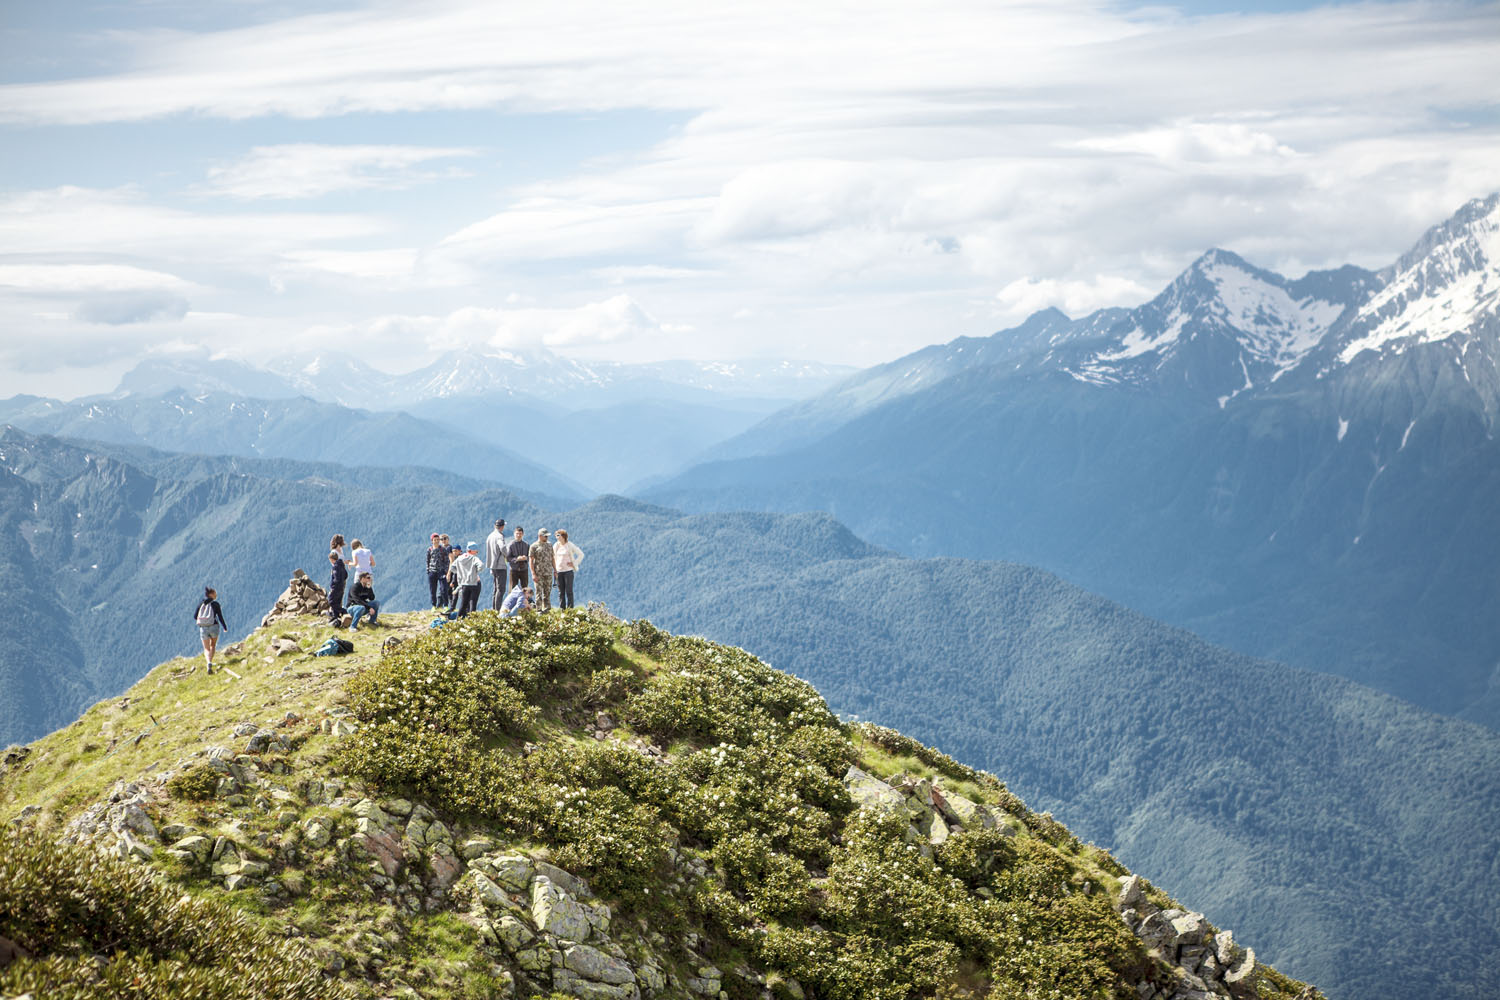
<box><xmin>529</xmin><ymin>529</ymin><xmax>557</xmax><ymax>611</ymax></box>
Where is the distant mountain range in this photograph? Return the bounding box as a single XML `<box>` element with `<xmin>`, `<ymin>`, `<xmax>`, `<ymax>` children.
<box><xmin>0</xmin><ymin>391</ymin><xmax>588</xmax><ymax>503</ymax></box>
<box><xmin>1</xmin><ymin>424</ymin><xmax>1497</xmax><ymax>999</ymax></box>
<box><xmin>17</xmin><ymin>348</ymin><xmax>853</xmax><ymax>494</ymax></box>
<box><xmin>647</xmin><ymin>193</ymin><xmax>1500</xmax><ymax>728</ymax></box>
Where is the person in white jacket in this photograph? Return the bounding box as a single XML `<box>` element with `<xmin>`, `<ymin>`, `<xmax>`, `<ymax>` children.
<box><xmin>451</xmin><ymin>541</ymin><xmax>485</xmax><ymax>618</ymax></box>
<box><xmin>484</xmin><ymin>519</ymin><xmax>508</xmax><ymax>610</ymax></box>
<box><xmin>553</xmin><ymin>529</ymin><xmax>584</xmax><ymax>609</ymax></box>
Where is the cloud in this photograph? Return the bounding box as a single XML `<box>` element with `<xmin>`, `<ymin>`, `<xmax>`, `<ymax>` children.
<box><xmin>0</xmin><ymin>263</ymin><xmax>194</xmax><ymax>293</ymax></box>
<box><xmin>203</xmin><ymin>144</ymin><xmax>476</xmax><ymax>200</ymax></box>
<box><xmin>73</xmin><ymin>292</ymin><xmax>190</xmax><ymax>325</ymax></box>
<box><xmin>319</xmin><ymin>295</ymin><xmax>687</xmax><ymax>356</ymax></box>
<box><xmin>0</xmin><ymin>0</ymin><xmax>1498</xmax><ymax>385</ymax></box>
<box><xmin>995</xmin><ymin>275</ymin><xmax>1153</xmax><ymax>319</ymax></box>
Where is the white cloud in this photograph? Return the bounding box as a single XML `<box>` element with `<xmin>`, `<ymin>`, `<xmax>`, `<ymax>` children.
<box><xmin>315</xmin><ymin>295</ymin><xmax>686</xmax><ymax>357</ymax></box>
<box><xmin>0</xmin><ymin>0</ymin><xmax>1497</xmax><ymax>385</ymax></box>
<box><xmin>0</xmin><ymin>263</ymin><xmax>194</xmax><ymax>293</ymax></box>
<box><xmin>203</xmin><ymin>144</ymin><xmax>476</xmax><ymax>200</ymax></box>
<box><xmin>995</xmin><ymin>275</ymin><xmax>1153</xmax><ymax>319</ymax></box>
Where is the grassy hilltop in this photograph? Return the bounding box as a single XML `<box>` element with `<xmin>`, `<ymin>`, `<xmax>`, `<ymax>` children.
<box><xmin>0</xmin><ymin>606</ymin><xmax>1317</xmax><ymax>1000</ymax></box>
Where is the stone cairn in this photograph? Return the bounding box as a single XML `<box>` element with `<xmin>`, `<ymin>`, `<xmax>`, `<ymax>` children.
<box><xmin>259</xmin><ymin>570</ymin><xmax>331</xmax><ymax>628</ymax></box>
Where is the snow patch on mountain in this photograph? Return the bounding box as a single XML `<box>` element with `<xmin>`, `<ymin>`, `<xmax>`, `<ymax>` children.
<box><xmin>1339</xmin><ymin>196</ymin><xmax>1500</xmax><ymax>364</ymax></box>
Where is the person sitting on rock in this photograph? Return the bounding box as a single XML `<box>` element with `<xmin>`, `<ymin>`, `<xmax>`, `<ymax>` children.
<box><xmin>500</xmin><ymin>584</ymin><xmax>534</xmax><ymax>617</ymax></box>
<box><xmin>348</xmin><ymin>572</ymin><xmax>380</xmax><ymax>630</ymax></box>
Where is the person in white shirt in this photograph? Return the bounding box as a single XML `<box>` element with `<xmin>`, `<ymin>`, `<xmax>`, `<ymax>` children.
<box><xmin>451</xmin><ymin>541</ymin><xmax>485</xmax><ymax>617</ymax></box>
<box><xmin>484</xmin><ymin>518</ymin><xmax>508</xmax><ymax>610</ymax></box>
<box><xmin>349</xmin><ymin>539</ymin><xmax>375</xmax><ymax>584</ymax></box>
<box><xmin>553</xmin><ymin>529</ymin><xmax>584</xmax><ymax>609</ymax></box>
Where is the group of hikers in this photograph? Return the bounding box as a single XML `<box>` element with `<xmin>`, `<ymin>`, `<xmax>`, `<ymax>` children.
<box><xmin>191</xmin><ymin>519</ymin><xmax>588</xmax><ymax>672</ymax></box>
<box><xmin>324</xmin><ymin>522</ymin><xmax>584</xmax><ymax>627</ymax></box>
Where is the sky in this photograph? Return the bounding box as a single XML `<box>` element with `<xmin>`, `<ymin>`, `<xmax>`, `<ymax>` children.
<box><xmin>0</xmin><ymin>0</ymin><xmax>1497</xmax><ymax>399</ymax></box>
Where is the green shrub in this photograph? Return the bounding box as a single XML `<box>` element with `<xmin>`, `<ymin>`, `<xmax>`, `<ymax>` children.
<box><xmin>0</xmin><ymin>828</ymin><xmax>337</xmax><ymax>1000</ymax></box>
<box><xmin>166</xmin><ymin>762</ymin><xmax>221</xmax><ymax>801</ymax></box>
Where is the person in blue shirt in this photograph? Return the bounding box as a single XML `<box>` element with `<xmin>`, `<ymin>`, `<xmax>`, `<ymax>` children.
<box><xmin>500</xmin><ymin>584</ymin><xmax>534</xmax><ymax>617</ymax></box>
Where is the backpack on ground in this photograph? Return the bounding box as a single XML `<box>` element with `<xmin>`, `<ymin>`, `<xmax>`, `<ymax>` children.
<box><xmin>195</xmin><ymin>601</ymin><xmax>216</xmax><ymax>627</ymax></box>
<box><xmin>314</xmin><ymin>637</ymin><xmax>355</xmax><ymax>657</ymax></box>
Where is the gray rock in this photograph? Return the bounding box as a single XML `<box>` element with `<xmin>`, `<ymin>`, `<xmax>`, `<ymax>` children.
<box><xmin>171</xmin><ymin>835</ymin><xmax>212</xmax><ymax>862</ymax></box>
<box><xmin>532</xmin><ymin>876</ymin><xmax>592</xmax><ymax>942</ymax></box>
<box><xmin>238</xmin><ymin>859</ymin><xmax>270</xmax><ymax>878</ymax></box>
<box><xmin>158</xmin><ymin>822</ymin><xmax>189</xmax><ymax>841</ymax></box>
<box><xmin>534</xmin><ymin>860</ymin><xmax>590</xmax><ymax>898</ymax></box>
<box><xmin>1170</xmin><ymin>911</ymin><xmax>1208</xmax><ymax>946</ymax></box>
<box><xmin>460</xmin><ymin>838</ymin><xmax>495</xmax><ymax>861</ymax></box>
<box><xmin>495</xmin><ymin>912</ymin><xmax>535</xmax><ymax>950</ymax></box>
<box><xmin>489</xmin><ymin>854</ymin><xmax>535</xmax><ymax>891</ymax></box>
<box><xmin>935</xmin><ymin>790</ymin><xmax>993</xmax><ymax>830</ymax></box>
<box><xmin>224</xmin><ymin>873</ymin><xmax>256</xmax><ymax>891</ymax></box>
<box><xmin>843</xmin><ymin>766</ymin><xmax>906</xmax><ymax>813</ymax></box>
<box><xmin>302</xmin><ymin>816</ymin><xmax>334</xmax><ymax>847</ymax></box>
<box><xmin>1223</xmin><ymin>947</ymin><xmax>1256</xmax><ymax>984</ymax></box>
<box><xmin>563</xmin><ymin>943</ymin><xmax>635</xmax><ymax>985</ymax></box>
<box><xmin>1136</xmin><ymin>910</ymin><xmax>1180</xmax><ymax>954</ymax></box>
<box><xmin>1117</xmin><ymin>874</ymin><xmax>1147</xmax><ymax>910</ymax></box>
<box><xmin>552</xmin><ymin>968</ymin><xmax>635</xmax><ymax>1000</ymax></box>
<box><xmin>383</xmin><ymin>797</ymin><xmax>413</xmax><ymax>816</ymax></box>
<box><xmin>233</xmin><ymin>722</ymin><xmax>258</xmax><ymax>737</ymax></box>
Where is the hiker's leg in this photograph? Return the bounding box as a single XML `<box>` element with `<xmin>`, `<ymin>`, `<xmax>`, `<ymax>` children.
<box><xmin>558</xmin><ymin>571</ymin><xmax>574</xmax><ymax>609</ymax></box>
<box><xmin>349</xmin><ymin>605</ymin><xmax>367</xmax><ymax>629</ymax></box>
<box><xmin>428</xmin><ymin>571</ymin><xmax>441</xmax><ymax>607</ymax></box>
<box><xmin>538</xmin><ymin>575</ymin><xmax>552</xmax><ymax>610</ymax></box>
<box><xmin>368</xmin><ymin>599</ymin><xmax>381</xmax><ymax>624</ymax></box>
<box><xmin>491</xmin><ymin>569</ymin><xmax>506</xmax><ymax>610</ymax></box>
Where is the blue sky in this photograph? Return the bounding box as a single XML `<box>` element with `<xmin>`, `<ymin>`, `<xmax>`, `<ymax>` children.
<box><xmin>0</xmin><ymin>0</ymin><xmax>1496</xmax><ymax>398</ymax></box>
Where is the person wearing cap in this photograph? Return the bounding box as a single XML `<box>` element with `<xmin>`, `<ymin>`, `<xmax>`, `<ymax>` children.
<box><xmin>484</xmin><ymin>518</ymin><xmax>508</xmax><ymax>611</ymax></box>
<box><xmin>450</xmin><ymin>541</ymin><xmax>485</xmax><ymax>617</ymax></box>
<box><xmin>425</xmin><ymin>532</ymin><xmax>449</xmax><ymax>610</ymax></box>
<box><xmin>529</xmin><ymin>528</ymin><xmax>557</xmax><ymax>611</ymax></box>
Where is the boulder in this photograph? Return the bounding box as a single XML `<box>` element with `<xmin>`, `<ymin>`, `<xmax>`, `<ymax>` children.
<box><xmin>843</xmin><ymin>766</ymin><xmax>906</xmax><ymax>814</ymax></box>
<box><xmin>936</xmin><ymin>790</ymin><xmax>994</xmax><ymax>830</ymax></box>
<box><xmin>1118</xmin><ymin>874</ymin><xmax>1147</xmax><ymax>910</ymax></box>
<box><xmin>302</xmin><ymin>816</ymin><xmax>334</xmax><ymax>848</ymax></box>
<box><xmin>1170</xmin><ymin>911</ymin><xmax>1208</xmax><ymax>946</ymax></box>
<box><xmin>563</xmin><ymin>943</ymin><xmax>635</xmax><ymax>985</ymax></box>
<box><xmin>171</xmin><ymin>835</ymin><xmax>212</xmax><ymax>862</ymax></box>
<box><xmin>532</xmin><ymin>876</ymin><xmax>592</xmax><ymax>942</ymax></box>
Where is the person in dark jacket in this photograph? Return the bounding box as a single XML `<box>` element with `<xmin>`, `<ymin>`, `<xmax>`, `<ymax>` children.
<box><xmin>194</xmin><ymin>586</ymin><xmax>228</xmax><ymax>673</ymax></box>
<box><xmin>505</xmin><ymin>526</ymin><xmax>531</xmax><ymax>591</ymax></box>
<box><xmin>328</xmin><ymin>549</ymin><xmax>348</xmax><ymax>622</ymax></box>
<box><xmin>436</xmin><ymin>534</ymin><xmax>455</xmax><ymax>609</ymax></box>
<box><xmin>425</xmin><ymin>532</ymin><xmax>448</xmax><ymax>609</ymax></box>
<box><xmin>348</xmin><ymin>572</ymin><xmax>380</xmax><ymax>630</ymax></box>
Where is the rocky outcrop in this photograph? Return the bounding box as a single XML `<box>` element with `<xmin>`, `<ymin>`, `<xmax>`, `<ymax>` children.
<box><xmin>1116</xmin><ymin>874</ymin><xmax>1259</xmax><ymax>1000</ymax></box>
<box><xmin>259</xmin><ymin>570</ymin><xmax>330</xmax><ymax>627</ymax></box>
<box><xmin>843</xmin><ymin>765</ymin><xmax>1016</xmax><ymax>849</ymax></box>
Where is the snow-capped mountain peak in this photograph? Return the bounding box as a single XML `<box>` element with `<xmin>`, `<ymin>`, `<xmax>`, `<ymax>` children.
<box><xmin>1335</xmin><ymin>193</ymin><xmax>1500</xmax><ymax>365</ymax></box>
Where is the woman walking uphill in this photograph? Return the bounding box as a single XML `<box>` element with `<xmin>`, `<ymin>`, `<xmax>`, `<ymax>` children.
<box><xmin>194</xmin><ymin>587</ymin><xmax>227</xmax><ymax>673</ymax></box>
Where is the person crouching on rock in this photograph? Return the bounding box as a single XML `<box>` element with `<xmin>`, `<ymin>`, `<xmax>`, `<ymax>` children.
<box><xmin>348</xmin><ymin>572</ymin><xmax>380</xmax><ymax>630</ymax></box>
<box><xmin>194</xmin><ymin>586</ymin><xmax>227</xmax><ymax>673</ymax></box>
<box><xmin>327</xmin><ymin>549</ymin><xmax>348</xmax><ymax>623</ymax></box>
<box><xmin>500</xmin><ymin>584</ymin><xmax>534</xmax><ymax>617</ymax></box>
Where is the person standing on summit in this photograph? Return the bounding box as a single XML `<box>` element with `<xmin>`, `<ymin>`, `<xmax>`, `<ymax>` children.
<box><xmin>485</xmin><ymin>519</ymin><xmax>508</xmax><ymax>610</ymax></box>
<box><xmin>425</xmin><ymin>533</ymin><xmax>448</xmax><ymax>610</ymax></box>
<box><xmin>505</xmin><ymin>526</ymin><xmax>530</xmax><ymax>592</ymax></box>
<box><xmin>350</xmin><ymin>539</ymin><xmax>375</xmax><ymax>584</ymax></box>
<box><xmin>530</xmin><ymin>529</ymin><xmax>556</xmax><ymax>611</ymax></box>
<box><xmin>451</xmin><ymin>541</ymin><xmax>485</xmax><ymax>617</ymax></box>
